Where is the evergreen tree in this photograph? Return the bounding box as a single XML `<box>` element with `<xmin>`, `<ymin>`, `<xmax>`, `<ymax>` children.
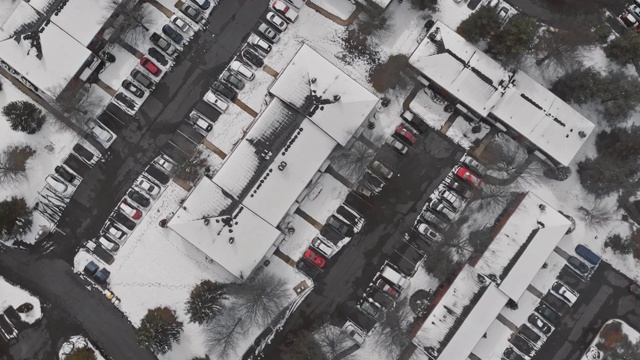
<box><xmin>0</xmin><ymin>197</ymin><xmax>32</xmax><ymax>240</ymax></box>
<box><xmin>551</xmin><ymin>67</ymin><xmax>603</xmax><ymax>104</ymax></box>
<box><xmin>2</xmin><ymin>101</ymin><xmax>46</xmax><ymax>134</ymax></box>
<box><xmin>604</xmin><ymin>32</ymin><xmax>640</xmax><ymax>66</ymax></box>
<box><xmin>279</xmin><ymin>330</ymin><xmax>326</xmax><ymax>360</ymax></box>
<box><xmin>185</xmin><ymin>280</ymin><xmax>227</xmax><ymax>324</ymax></box>
<box><xmin>137</xmin><ymin>307</ymin><xmax>183</xmax><ymax>355</ymax></box>
<box><xmin>604</xmin><ymin>234</ymin><xmax>635</xmax><ymax>255</ymax></box>
<box><xmin>66</xmin><ymin>348</ymin><xmax>97</xmax><ymax>360</ymax></box>
<box><xmin>488</xmin><ymin>14</ymin><xmax>538</xmax><ymax>64</ymax></box>
<box><xmin>457</xmin><ymin>6</ymin><xmax>502</xmax><ymax>44</ymax></box>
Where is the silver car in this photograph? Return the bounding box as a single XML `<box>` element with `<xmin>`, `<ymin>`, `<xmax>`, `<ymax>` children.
<box><xmin>258</xmin><ymin>23</ymin><xmax>280</xmax><ymax>43</ymax></box>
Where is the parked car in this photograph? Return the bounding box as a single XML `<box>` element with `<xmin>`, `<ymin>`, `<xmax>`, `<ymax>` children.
<box><xmin>241</xmin><ymin>48</ymin><xmax>264</xmax><ymax>68</ymax></box>
<box><xmin>304</xmin><ymin>248</ymin><xmax>327</xmax><ymax>269</ymax></box>
<box><xmin>461</xmin><ymin>155</ymin><xmax>487</xmax><ymax>177</ymax></box>
<box><xmin>135</xmin><ymin>177</ymin><xmax>161</xmax><ymax>196</ymax></box>
<box><xmin>358</xmin><ymin>299</ymin><xmax>384</xmax><ymax>322</ymax></box>
<box><xmin>567</xmin><ymin>256</ymin><xmax>590</xmax><ymax>276</ymax></box>
<box><xmin>122</xmin><ymin>80</ymin><xmax>144</xmax><ymax>98</ymax></box>
<box><xmin>150</xmin><ymin>33</ymin><xmax>177</xmax><ymax>56</ymax></box>
<box><xmin>620</xmin><ymin>11</ymin><xmax>639</xmax><ymax>28</ymax></box>
<box><xmin>271</xmin><ymin>0</ymin><xmax>299</xmax><ymax>22</ymax></box>
<box><xmin>374</xmin><ymin>278</ymin><xmax>401</xmax><ymax>298</ymax></box>
<box><xmin>211</xmin><ymin>81</ymin><xmax>238</xmax><ymax>101</ymax></box>
<box><xmin>379</xmin><ymin>264</ymin><xmax>410</xmax><ymax>290</ymax></box>
<box><xmin>111</xmin><ymin>213</ymin><xmax>137</xmax><ymax>231</ymax></box>
<box><xmin>518</xmin><ymin>324</ymin><xmax>541</xmax><ymax>343</ymax></box>
<box><xmin>416</xmin><ymin>222</ymin><xmax>442</xmax><ymax>243</ymax></box>
<box><xmin>342</xmin><ymin>320</ymin><xmax>366</xmax><ymax>345</ymax></box>
<box><xmin>248</xmin><ymin>33</ymin><xmax>272</xmax><ymax>55</ymax></box>
<box><xmin>88</xmin><ymin>120</ymin><xmax>113</xmax><ymax>142</ymax></box>
<box><xmin>323</xmin><ymin>215</ymin><xmax>355</xmax><ymax>238</ymax></box>
<box><xmin>220</xmin><ymin>70</ymin><xmax>245</xmax><ymax>90</ymax></box>
<box><xmin>454</xmin><ymin>165</ymin><xmax>483</xmax><ymax>188</ymax></box>
<box><xmin>266</xmin><ymin>11</ymin><xmax>288</xmax><ymax>31</ymax></box>
<box><xmin>130</xmin><ymin>69</ymin><xmax>154</xmax><ymax>89</ymax></box>
<box><xmin>510</xmin><ymin>335</ymin><xmax>533</xmax><ymax>356</ymax></box>
<box><xmin>203</xmin><ymin>90</ymin><xmax>230</xmax><ymax>113</ymax></box>
<box><xmin>54</xmin><ymin>165</ymin><xmax>75</xmax><ymax>183</ymax></box>
<box><xmin>147</xmin><ymin>47</ymin><xmax>169</xmax><ymax>66</ymax></box>
<box><xmin>311</xmin><ymin>236</ymin><xmax>335</xmax><ymax>258</ymax></box>
<box><xmin>128</xmin><ymin>189</ymin><xmax>151</xmax><ymax>208</ymax></box>
<box><xmin>369</xmin><ymin>160</ymin><xmax>394</xmax><ymax>180</ymax></box>
<box><xmin>98</xmin><ymin>236</ymin><xmax>120</xmax><ymax>252</ymax></box>
<box><xmin>46</xmin><ymin>175</ymin><xmax>69</xmax><ymax>195</ymax></box>
<box><xmin>162</xmin><ymin>24</ymin><xmax>184</xmax><ymax>44</ymax></box>
<box><xmin>178</xmin><ymin>3</ymin><xmax>203</xmax><ymax>22</ymax></box>
<box><xmin>362</xmin><ymin>171</ymin><xmax>385</xmax><ymax>192</ymax></box>
<box><xmin>551</xmin><ymin>281</ymin><xmax>578</xmax><ymax>305</ymax></box>
<box><xmin>105</xmin><ymin>222</ymin><xmax>127</xmax><ymax>242</ymax></box>
<box><xmin>190</xmin><ymin>111</ymin><xmax>213</xmax><ymax>132</ymax></box>
<box><xmin>172</xmin><ymin>16</ymin><xmax>194</xmax><ymax>33</ymax></box>
<box><xmin>437</xmin><ymin>188</ymin><xmax>464</xmax><ymax>211</ymax></box>
<box><xmin>119</xmin><ymin>200</ymin><xmax>142</xmax><ymax>220</ymax></box>
<box><xmin>400</xmin><ymin>109</ymin><xmax>428</xmax><ymax>134</ymax></box>
<box><xmin>445</xmin><ymin>177</ymin><xmax>474</xmax><ymax>199</ymax></box>
<box><xmin>229</xmin><ymin>60</ymin><xmax>255</xmax><ymax>80</ymax></box>
<box><xmin>258</xmin><ymin>23</ymin><xmax>280</xmax><ymax>43</ymax></box>
<box><xmin>114</xmin><ymin>93</ymin><xmax>137</xmax><ymax>111</ymax></box>
<box><xmin>395</xmin><ymin>124</ymin><xmax>418</xmax><ymax>145</ymax></box>
<box><xmin>190</xmin><ymin>0</ymin><xmax>210</xmax><ymax>10</ymax></box>
<box><xmin>420</xmin><ymin>210</ymin><xmax>449</xmax><ymax>230</ymax></box>
<box><xmin>427</xmin><ymin>198</ymin><xmax>457</xmax><ymax>221</ymax></box>
<box><xmin>575</xmin><ymin>244</ymin><xmax>601</xmax><ymax>266</ymax></box>
<box><xmin>368</xmin><ymin>288</ymin><xmax>395</xmax><ymax>309</ymax></box>
<box><xmin>296</xmin><ymin>259</ymin><xmax>320</xmax><ymax>278</ymax></box>
<box><xmin>155</xmin><ymin>156</ymin><xmax>175</xmax><ymax>173</ymax></box>
<box><xmin>140</xmin><ymin>57</ymin><xmax>162</xmax><ymax>76</ymax></box>
<box><xmin>497</xmin><ymin>6</ymin><xmax>509</xmax><ymax>19</ymax></box>
<box><xmin>528</xmin><ymin>313</ymin><xmax>552</xmax><ymax>335</ymax></box>
<box><xmin>535</xmin><ymin>303</ymin><xmax>561</xmax><ymax>325</ymax></box>
<box><xmin>503</xmin><ymin>347</ymin><xmax>525</xmax><ymax>360</ymax></box>
<box><xmin>630</xmin><ymin>283</ymin><xmax>640</xmax><ymax>296</ymax></box>
<box><xmin>387</xmin><ymin>138</ymin><xmax>408</xmax><ymax>155</ymax></box>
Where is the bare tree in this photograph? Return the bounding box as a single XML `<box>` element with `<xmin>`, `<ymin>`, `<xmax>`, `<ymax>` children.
<box><xmin>202</xmin><ymin>309</ymin><xmax>246</xmax><ymax>360</ymax></box>
<box><xmin>471</xmin><ymin>185</ymin><xmax>516</xmax><ymax>214</ymax></box>
<box><xmin>105</xmin><ymin>0</ymin><xmax>154</xmax><ymax>47</ymax></box>
<box><xmin>0</xmin><ymin>145</ymin><xmax>35</xmax><ymax>185</ymax></box>
<box><xmin>329</xmin><ymin>140</ymin><xmax>375</xmax><ymax>182</ymax></box>
<box><xmin>56</xmin><ymin>84</ymin><xmax>105</xmax><ymax>126</ymax></box>
<box><xmin>578</xmin><ymin>199</ymin><xmax>616</xmax><ymax>229</ymax></box>
<box><xmin>535</xmin><ymin>19</ymin><xmax>608</xmax><ymax>70</ymax></box>
<box><xmin>314</xmin><ymin>325</ymin><xmax>355</xmax><ymax>359</ymax></box>
<box><xmin>356</xmin><ymin>11</ymin><xmax>390</xmax><ymax>40</ymax></box>
<box><xmin>229</xmin><ymin>272</ymin><xmax>289</xmax><ymax>327</ymax></box>
<box><xmin>373</xmin><ymin>298</ymin><xmax>413</xmax><ymax>359</ymax></box>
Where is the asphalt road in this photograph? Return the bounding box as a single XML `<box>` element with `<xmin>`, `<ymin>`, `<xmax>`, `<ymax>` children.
<box><xmin>259</xmin><ymin>129</ymin><xmax>464</xmax><ymax>358</ymax></box>
<box><xmin>1</xmin><ymin>0</ymin><xmax>270</xmax><ymax>358</ymax></box>
<box><xmin>533</xmin><ymin>262</ymin><xmax>640</xmax><ymax>360</ymax></box>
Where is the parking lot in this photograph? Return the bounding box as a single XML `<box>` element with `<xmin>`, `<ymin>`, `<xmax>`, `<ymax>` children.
<box><xmin>533</xmin><ymin>261</ymin><xmax>640</xmax><ymax>360</ymax></box>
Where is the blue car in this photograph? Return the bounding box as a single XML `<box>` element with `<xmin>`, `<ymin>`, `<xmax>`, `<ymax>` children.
<box><xmin>162</xmin><ymin>25</ymin><xmax>183</xmax><ymax>45</ymax></box>
<box><xmin>575</xmin><ymin>244</ymin><xmax>601</xmax><ymax>266</ymax></box>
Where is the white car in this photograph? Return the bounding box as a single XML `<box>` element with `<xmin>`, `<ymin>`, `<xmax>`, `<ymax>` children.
<box><xmin>342</xmin><ymin>320</ymin><xmax>366</xmax><ymax>345</ymax></box>
<box><xmin>135</xmin><ymin>177</ymin><xmax>161</xmax><ymax>196</ymax></box>
<box><xmin>551</xmin><ymin>281</ymin><xmax>578</xmax><ymax>305</ymax></box>
<box><xmin>171</xmin><ymin>16</ymin><xmax>194</xmax><ymax>33</ymax></box>
<box><xmin>266</xmin><ymin>11</ymin><xmax>287</xmax><ymax>31</ymax></box>
<box><xmin>311</xmin><ymin>237</ymin><xmax>335</xmax><ymax>258</ymax></box>
<box><xmin>105</xmin><ymin>223</ymin><xmax>127</xmax><ymax>242</ymax></box>
<box><xmin>88</xmin><ymin>121</ymin><xmax>113</xmax><ymax>143</ymax></box>
<box><xmin>387</xmin><ymin>138</ymin><xmax>408</xmax><ymax>155</ymax></box>
<box><xmin>155</xmin><ymin>156</ymin><xmax>175</xmax><ymax>172</ymax></box>
<box><xmin>228</xmin><ymin>60</ymin><xmax>255</xmax><ymax>80</ymax></box>
<box><xmin>248</xmin><ymin>33</ymin><xmax>272</xmax><ymax>55</ymax></box>
<box><xmin>416</xmin><ymin>223</ymin><xmax>442</xmax><ymax>243</ymax></box>
<box><xmin>119</xmin><ymin>200</ymin><xmax>142</xmax><ymax>220</ymax></box>
<box><xmin>45</xmin><ymin>175</ymin><xmax>70</xmax><ymax>195</ymax></box>
<box><xmin>437</xmin><ymin>188</ymin><xmax>464</xmax><ymax>211</ymax></box>
<box><xmin>98</xmin><ymin>236</ymin><xmax>120</xmax><ymax>252</ymax></box>
<box><xmin>203</xmin><ymin>90</ymin><xmax>230</xmax><ymax>113</ymax></box>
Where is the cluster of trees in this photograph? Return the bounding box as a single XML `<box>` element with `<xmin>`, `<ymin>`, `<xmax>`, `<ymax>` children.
<box><xmin>597</xmin><ymin>321</ymin><xmax>640</xmax><ymax>359</ymax></box>
<box><xmin>137</xmin><ymin>272</ymin><xmax>289</xmax><ymax>359</ymax></box>
<box><xmin>0</xmin><ymin>145</ymin><xmax>36</xmax><ymax>185</ymax></box>
<box><xmin>577</xmin><ymin>126</ymin><xmax>640</xmax><ymax>197</ymax></box>
<box><xmin>2</xmin><ymin>101</ymin><xmax>47</xmax><ymax>134</ymax></box>
<box><xmin>0</xmin><ymin>197</ymin><xmax>33</xmax><ymax>242</ymax></box>
<box><xmin>604</xmin><ymin>32</ymin><xmax>640</xmax><ymax>67</ymax></box>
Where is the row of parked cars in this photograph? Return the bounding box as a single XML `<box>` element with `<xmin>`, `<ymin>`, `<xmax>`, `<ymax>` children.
<box><xmin>114</xmin><ymin>0</ymin><xmax>213</xmax><ymax>113</ymax></box>
<box><xmin>618</xmin><ymin>0</ymin><xmax>640</xmax><ymax>29</ymax></box>
<box><xmin>502</xmin><ymin>244</ymin><xmax>602</xmax><ymax>360</ymax></box>
<box><xmin>84</xmin><ymin>156</ymin><xmax>175</xmax><ymax>269</ymax></box>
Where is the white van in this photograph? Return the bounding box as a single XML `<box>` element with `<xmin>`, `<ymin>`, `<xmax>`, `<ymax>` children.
<box><xmin>380</xmin><ymin>264</ymin><xmax>410</xmax><ymax>290</ymax></box>
<box><xmin>229</xmin><ymin>61</ymin><xmax>255</xmax><ymax>81</ymax></box>
<box><xmin>45</xmin><ymin>175</ymin><xmax>69</xmax><ymax>195</ymax></box>
<box><xmin>98</xmin><ymin>236</ymin><xmax>120</xmax><ymax>252</ymax></box>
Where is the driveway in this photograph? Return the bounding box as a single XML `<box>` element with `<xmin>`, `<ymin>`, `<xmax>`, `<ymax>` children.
<box><xmin>533</xmin><ymin>262</ymin><xmax>640</xmax><ymax>360</ymax></box>
<box><xmin>259</xmin><ymin>128</ymin><xmax>464</xmax><ymax>358</ymax></box>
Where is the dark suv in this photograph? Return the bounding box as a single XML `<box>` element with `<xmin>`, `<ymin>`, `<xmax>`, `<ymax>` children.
<box><xmin>130</xmin><ymin>69</ymin><xmax>154</xmax><ymax>89</ymax></box>
<box><xmin>510</xmin><ymin>335</ymin><xmax>533</xmax><ymax>356</ymax></box>
<box><xmin>211</xmin><ymin>81</ymin><xmax>238</xmax><ymax>101</ymax></box>
<box><xmin>503</xmin><ymin>347</ymin><xmax>525</xmax><ymax>360</ymax></box>
<box><xmin>535</xmin><ymin>303</ymin><xmax>561</xmax><ymax>325</ymax></box>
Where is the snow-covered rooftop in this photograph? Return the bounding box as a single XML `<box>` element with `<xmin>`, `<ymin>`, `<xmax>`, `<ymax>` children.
<box><xmin>169</xmin><ymin>180</ymin><xmax>282</xmax><ymax>280</ymax></box>
<box><xmin>50</xmin><ymin>0</ymin><xmax>111</xmax><ymax>46</ymax></box>
<box><xmin>0</xmin><ymin>2</ymin><xmax>40</xmax><ymax>40</ymax></box>
<box><xmin>470</xmin><ymin>319</ymin><xmax>514</xmax><ymax>360</ymax></box>
<box><xmin>269</xmin><ymin>44</ymin><xmax>378</xmax><ymax>146</ymax></box>
<box><xmin>475</xmin><ymin>192</ymin><xmax>570</xmax><ymax>301</ymax></box>
<box><xmin>0</xmin><ymin>3</ymin><xmax>91</xmax><ymax>96</ymax></box>
<box><xmin>242</xmin><ymin>118</ymin><xmax>336</xmax><ymax>226</ymax></box>
<box><xmin>409</xmin><ymin>20</ymin><xmax>594</xmax><ymax>166</ymax></box>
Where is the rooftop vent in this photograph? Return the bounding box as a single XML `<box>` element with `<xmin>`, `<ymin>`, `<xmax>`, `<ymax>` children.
<box><xmin>278</xmin><ymin>161</ymin><xmax>287</xmax><ymax>171</ymax></box>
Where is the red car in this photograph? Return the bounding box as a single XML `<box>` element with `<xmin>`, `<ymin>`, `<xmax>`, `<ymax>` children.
<box><xmin>455</xmin><ymin>165</ymin><xmax>482</xmax><ymax>188</ymax></box>
<box><xmin>395</xmin><ymin>124</ymin><xmax>417</xmax><ymax>145</ymax></box>
<box><xmin>304</xmin><ymin>248</ymin><xmax>327</xmax><ymax>269</ymax></box>
<box><xmin>375</xmin><ymin>278</ymin><xmax>400</xmax><ymax>298</ymax></box>
<box><xmin>140</xmin><ymin>57</ymin><xmax>162</xmax><ymax>77</ymax></box>
<box><xmin>119</xmin><ymin>200</ymin><xmax>142</xmax><ymax>220</ymax></box>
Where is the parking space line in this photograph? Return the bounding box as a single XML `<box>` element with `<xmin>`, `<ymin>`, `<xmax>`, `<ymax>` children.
<box><xmin>295</xmin><ymin>208</ymin><xmax>324</xmax><ymax>230</ymax></box>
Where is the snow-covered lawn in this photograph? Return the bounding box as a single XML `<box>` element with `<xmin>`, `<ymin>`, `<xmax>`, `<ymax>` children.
<box><xmin>278</xmin><ymin>214</ymin><xmax>320</xmax><ymax>260</ymax></box>
<box><xmin>0</xmin><ymin>275</ymin><xmax>42</xmax><ymax>324</ymax></box>
<box><xmin>446</xmin><ymin>115</ymin><xmax>491</xmax><ymax>150</ymax></box>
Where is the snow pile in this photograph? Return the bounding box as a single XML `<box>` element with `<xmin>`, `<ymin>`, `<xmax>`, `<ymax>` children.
<box><xmin>0</xmin><ymin>275</ymin><xmax>41</xmax><ymax>324</ymax></box>
<box><xmin>58</xmin><ymin>335</ymin><xmax>106</xmax><ymax>360</ymax></box>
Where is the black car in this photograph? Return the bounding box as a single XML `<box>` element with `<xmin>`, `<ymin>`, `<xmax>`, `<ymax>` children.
<box><xmin>162</xmin><ymin>24</ymin><xmax>184</xmax><ymax>44</ymax></box>
<box><xmin>150</xmin><ymin>33</ymin><xmax>177</xmax><ymax>56</ymax></box>
<box><xmin>128</xmin><ymin>189</ymin><xmax>151</xmax><ymax>208</ymax></box>
<box><xmin>115</xmin><ymin>93</ymin><xmax>137</xmax><ymax>111</ymax></box>
<box><xmin>111</xmin><ymin>213</ymin><xmax>137</xmax><ymax>231</ymax></box>
<box><xmin>54</xmin><ymin>165</ymin><xmax>75</xmax><ymax>183</ymax></box>
<box><xmin>368</xmin><ymin>288</ymin><xmax>395</xmax><ymax>310</ymax></box>
<box><xmin>122</xmin><ymin>80</ymin><xmax>144</xmax><ymax>98</ymax></box>
<box><xmin>220</xmin><ymin>70</ymin><xmax>245</xmax><ymax>90</ymax></box>
<box><xmin>211</xmin><ymin>81</ymin><xmax>237</xmax><ymax>101</ymax></box>
<box><xmin>323</xmin><ymin>215</ymin><xmax>354</xmax><ymax>238</ymax></box>
<box><xmin>145</xmin><ymin>165</ymin><xmax>171</xmax><ymax>185</ymax></box>
<box><xmin>115</xmin><ymin>92</ymin><xmax>137</xmax><ymax>110</ymax></box>
<box><xmin>420</xmin><ymin>210</ymin><xmax>449</xmax><ymax>231</ymax></box>
<box><xmin>518</xmin><ymin>324</ymin><xmax>541</xmax><ymax>343</ymax></box>
<box><xmin>148</xmin><ymin>47</ymin><xmax>169</xmax><ymax>66</ymax></box>
<box><xmin>336</xmin><ymin>206</ymin><xmax>361</xmax><ymax>228</ymax></box>
<box><xmin>528</xmin><ymin>314</ymin><xmax>552</xmax><ymax>335</ymax></box>
<box><xmin>567</xmin><ymin>256</ymin><xmax>590</xmax><ymax>276</ymax></box>
<box><xmin>510</xmin><ymin>335</ymin><xmax>533</xmax><ymax>356</ymax></box>
<box><xmin>503</xmin><ymin>347</ymin><xmax>525</xmax><ymax>360</ymax></box>
<box><xmin>535</xmin><ymin>303</ymin><xmax>561</xmax><ymax>326</ymax></box>
<box><xmin>242</xmin><ymin>48</ymin><xmax>264</xmax><ymax>68</ymax></box>
<box><xmin>424</xmin><ymin>19</ymin><xmax>435</xmax><ymax>32</ymax></box>
<box><xmin>296</xmin><ymin>259</ymin><xmax>320</xmax><ymax>279</ymax></box>
<box><xmin>362</xmin><ymin>171</ymin><xmax>384</xmax><ymax>192</ymax></box>
<box><xmin>130</xmin><ymin>69</ymin><xmax>154</xmax><ymax>89</ymax></box>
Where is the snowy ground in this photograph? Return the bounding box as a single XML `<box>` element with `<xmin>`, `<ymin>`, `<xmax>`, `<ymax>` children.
<box><xmin>205</xmin><ymin>101</ymin><xmax>255</xmax><ymax>155</ymax></box>
<box><xmin>312</xmin><ymin>0</ymin><xmax>356</xmax><ymax>21</ymax></box>
<box><xmin>446</xmin><ymin>115</ymin><xmax>491</xmax><ymax>150</ymax></box>
<box><xmin>236</xmin><ymin>64</ymin><xmax>276</xmax><ymax>114</ymax></box>
<box><xmin>0</xmin><ymin>275</ymin><xmax>42</xmax><ymax>324</ymax></box>
<box><xmin>100</xmin><ymin>44</ymin><xmax>140</xmax><ymax>91</ymax></box>
<box><xmin>58</xmin><ymin>335</ymin><xmax>106</xmax><ymax>360</ymax></box>
<box><xmin>278</xmin><ymin>214</ymin><xmax>320</xmax><ymax>260</ymax></box>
